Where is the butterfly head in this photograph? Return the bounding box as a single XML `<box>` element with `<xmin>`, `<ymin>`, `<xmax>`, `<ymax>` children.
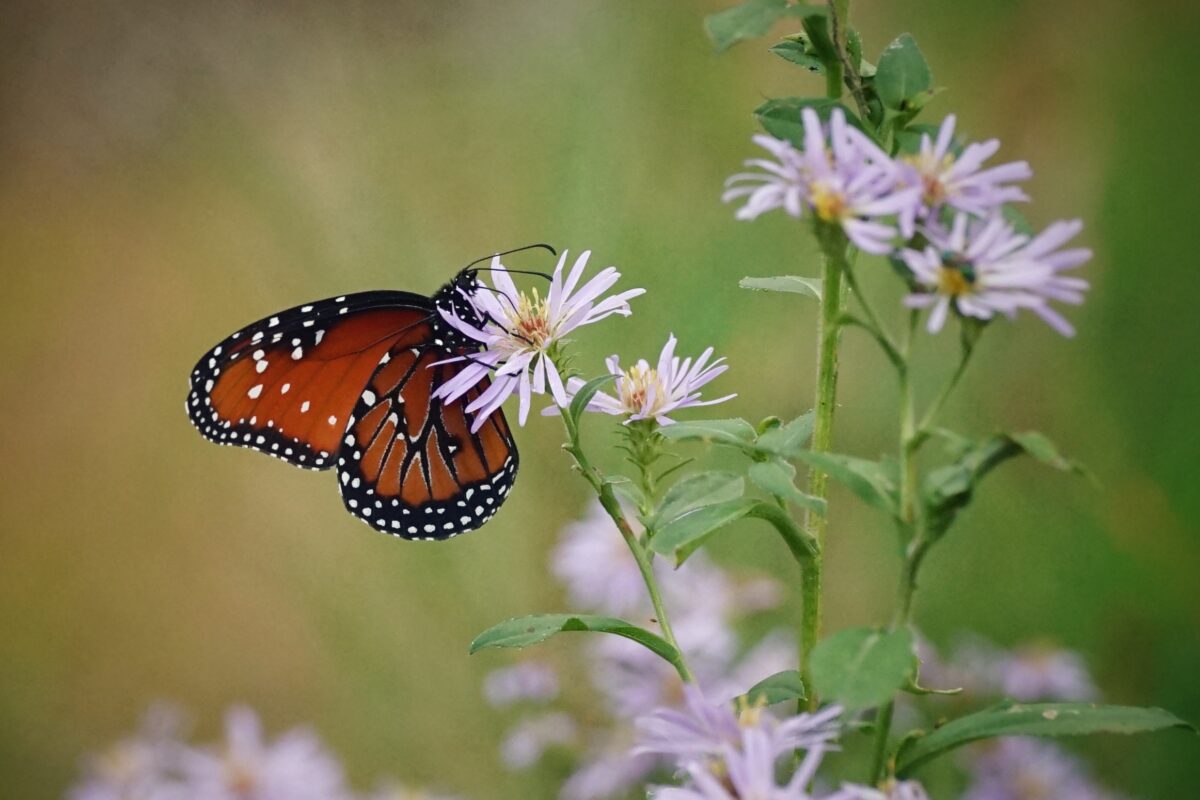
<box><xmin>431</xmin><ymin>272</ymin><xmax>490</xmax><ymax>350</ymax></box>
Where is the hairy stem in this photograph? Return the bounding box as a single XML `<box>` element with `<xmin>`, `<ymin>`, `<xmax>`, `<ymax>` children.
<box><xmin>800</xmin><ymin>229</ymin><xmax>848</xmax><ymax>710</ymax></box>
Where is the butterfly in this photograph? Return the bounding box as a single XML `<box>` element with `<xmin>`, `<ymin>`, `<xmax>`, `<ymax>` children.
<box><xmin>185</xmin><ymin>246</ymin><xmax>554</xmax><ymax>541</ymax></box>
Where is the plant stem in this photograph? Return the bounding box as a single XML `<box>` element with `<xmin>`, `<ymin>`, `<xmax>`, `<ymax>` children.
<box><xmin>800</xmin><ymin>230</ymin><xmax>847</xmax><ymax>710</ymax></box>
<box><xmin>827</xmin><ymin>0</ymin><xmax>871</xmax><ymax>122</ymax></box>
<box><xmin>564</xmin><ymin>428</ymin><xmax>694</xmax><ymax>683</ymax></box>
<box><xmin>914</xmin><ymin>340</ymin><xmax>977</xmax><ymax>444</ymax></box>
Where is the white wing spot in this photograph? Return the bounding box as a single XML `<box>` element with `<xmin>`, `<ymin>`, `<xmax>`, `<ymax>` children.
<box><xmin>268</xmin><ymin>316</ymin><xmax>280</xmax><ymax>327</ymax></box>
<box><xmin>300</xmin><ymin>401</ymin><xmax>311</xmax><ymax>413</ymax></box>
<box><xmin>292</xmin><ymin>347</ymin><xmax>303</xmax><ymax>360</ymax></box>
<box><xmin>247</xmin><ymin>384</ymin><xmax>263</xmax><ymax>399</ymax></box>
<box><xmin>315</xmin><ymin>330</ymin><xmax>325</xmax><ymax>345</ymax></box>
<box><xmin>301</xmin><ymin>305</ymin><xmax>313</xmax><ymax>312</ymax></box>
<box><xmin>327</xmin><ymin>415</ymin><xmax>337</xmax><ymax>425</ymax></box>
<box><xmin>281</xmin><ymin>383</ymin><xmax>290</xmax><ymax>394</ymax></box>
<box><xmin>256</xmin><ymin>360</ymin><xmax>269</xmax><ymax>373</ymax></box>
<box><xmin>362</xmin><ymin>390</ymin><xmax>376</xmax><ymax>405</ymax></box>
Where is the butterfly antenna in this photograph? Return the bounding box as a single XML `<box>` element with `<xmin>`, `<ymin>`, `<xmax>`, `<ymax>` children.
<box><xmin>461</xmin><ymin>243</ymin><xmax>557</xmax><ymax>281</ymax></box>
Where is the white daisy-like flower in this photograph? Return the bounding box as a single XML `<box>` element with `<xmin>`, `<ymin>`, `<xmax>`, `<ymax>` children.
<box><xmin>434</xmin><ymin>250</ymin><xmax>644</xmax><ymax>431</ymax></box>
<box><xmin>900</xmin><ymin>213</ymin><xmax>1092</xmax><ymax>335</ymax></box>
<box><xmin>556</xmin><ymin>334</ymin><xmax>735</xmax><ymax>426</ymax></box>
<box><xmin>483</xmin><ymin>661</ymin><xmax>560</xmax><ymax>708</ymax></box>
<box><xmin>178</xmin><ymin>707</ymin><xmax>350</xmax><ymax>800</ymax></box>
<box><xmin>898</xmin><ymin>113</ymin><xmax>1032</xmax><ymax>221</ymax></box>
<box><xmin>723</xmin><ymin>107</ymin><xmax>921</xmax><ymax>254</ymax></box>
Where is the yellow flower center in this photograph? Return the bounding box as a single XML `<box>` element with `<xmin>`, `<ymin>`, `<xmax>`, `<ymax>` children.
<box><xmin>937</xmin><ymin>265</ymin><xmax>973</xmax><ymax>297</ymax></box>
<box><xmin>501</xmin><ymin>288</ymin><xmax>553</xmax><ymax>348</ymax></box>
<box><xmin>810</xmin><ymin>182</ymin><xmax>847</xmax><ymax>222</ymax></box>
<box><xmin>903</xmin><ymin>151</ymin><xmax>955</xmax><ymax>205</ymax></box>
<box><xmin>618</xmin><ymin>363</ymin><xmax>662</xmax><ymax>413</ymax></box>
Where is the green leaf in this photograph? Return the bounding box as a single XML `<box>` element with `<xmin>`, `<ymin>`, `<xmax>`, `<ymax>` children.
<box><xmin>769</xmin><ymin>39</ymin><xmax>824</xmax><ymax>72</ymax></box>
<box><xmin>755</xmin><ymin>412</ymin><xmax>815</xmax><ymax>458</ymax></box>
<box><xmin>704</xmin><ymin>0</ymin><xmax>826</xmax><ymax>53</ymax></box>
<box><xmin>654</xmin><ymin>471</ymin><xmax>745</xmax><ymax>528</ymax></box>
<box><xmin>659</xmin><ymin>418</ymin><xmax>757</xmax><ymax>447</ymax></box>
<box><xmin>793</xmin><ymin>450</ymin><xmax>899</xmax><ymax>517</ymax></box>
<box><xmin>748</xmin><ymin>460</ymin><xmax>826</xmax><ymax>516</ymax></box>
<box><xmin>742</xmin><ymin>670</ymin><xmax>806</xmax><ymax>706</ymax></box>
<box><xmin>650</xmin><ymin>497</ymin><xmax>817</xmax><ymax>565</ymax></box>
<box><xmin>739</xmin><ymin>275</ymin><xmax>823</xmax><ymax>300</ymax></box>
<box><xmin>470</xmin><ymin>614</ymin><xmax>683</xmax><ymax>674</ymax></box>
<box><xmin>923</xmin><ymin>431</ymin><xmax>1089</xmax><ymax>539</ymax></box>
<box><xmin>896</xmin><ymin>702</ymin><xmax>1195</xmax><ymax>776</ymax></box>
<box><xmin>875</xmin><ymin>33</ymin><xmax>933</xmax><ymax>111</ymax></box>
<box><xmin>892</xmin><ymin>123</ymin><xmax>941</xmax><ymax>156</ymax></box>
<box><xmin>566</xmin><ymin>374</ymin><xmax>616</xmax><ymax>432</ymax></box>
<box><xmin>810</xmin><ymin>627</ymin><xmax>916</xmax><ymax>710</ymax></box>
<box><xmin>754</xmin><ymin>97</ymin><xmax>867</xmax><ymax>150</ymax></box>
<box><xmin>606</xmin><ymin>476</ymin><xmax>645</xmax><ymax>509</ymax></box>
<box><xmin>847</xmin><ymin>28</ymin><xmax>876</xmax><ymax>77</ymax></box>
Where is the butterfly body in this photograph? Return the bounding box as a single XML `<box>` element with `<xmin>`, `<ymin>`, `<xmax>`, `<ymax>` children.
<box><xmin>186</xmin><ymin>273</ymin><xmax>518</xmax><ymax>540</ymax></box>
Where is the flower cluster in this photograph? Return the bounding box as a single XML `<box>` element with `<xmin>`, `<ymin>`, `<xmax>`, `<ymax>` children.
<box><xmin>69</xmin><ymin>705</ymin><xmax>459</xmax><ymax>800</ymax></box>
<box><xmin>725</xmin><ymin>109</ymin><xmax>1091</xmax><ymax>335</ymax></box>
<box><xmin>435</xmin><ymin>248</ymin><xmax>734</xmax><ymax>431</ymax></box>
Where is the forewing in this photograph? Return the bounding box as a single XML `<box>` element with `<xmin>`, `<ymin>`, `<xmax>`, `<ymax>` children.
<box><xmin>186</xmin><ymin>291</ymin><xmax>432</xmax><ymax>470</ymax></box>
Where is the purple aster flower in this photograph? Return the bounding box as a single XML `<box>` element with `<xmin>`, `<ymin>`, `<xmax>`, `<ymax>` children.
<box><xmin>69</xmin><ymin>705</ymin><xmax>189</xmax><ymax>800</ymax></box>
<box><xmin>723</xmin><ymin>108</ymin><xmax>921</xmax><ymax>254</ymax></box>
<box><xmin>555</xmin><ymin>334</ymin><xmax>735</xmax><ymax>425</ymax></box>
<box><xmin>433</xmin><ymin>250</ymin><xmax>644</xmax><ymax>430</ymax></box>
<box><xmin>900</xmin><ymin>213</ymin><xmax>1092</xmax><ymax>335</ymax></box>
<box><xmin>635</xmin><ymin>684</ymin><xmax>842</xmax><ymax>765</ymax></box>
<box><xmin>831</xmin><ymin>779</ymin><xmax>931</xmax><ymax>800</ymax></box>
<box><xmin>962</xmin><ymin>738</ymin><xmax>1127</xmax><ymax>800</ymax></box>
<box><xmin>483</xmin><ymin>662</ymin><xmax>560</xmax><ymax>708</ymax></box>
<box><xmin>499</xmin><ymin>712</ymin><xmax>578</xmax><ymax>770</ymax></box>
<box><xmin>996</xmin><ymin>643</ymin><xmax>1098</xmax><ymax>702</ymax></box>
<box><xmin>178</xmin><ymin>706</ymin><xmax>350</xmax><ymax>800</ymax></box>
<box><xmin>649</xmin><ymin>727</ymin><xmax>836</xmax><ymax>800</ymax></box>
<box><xmin>898</xmin><ymin>114</ymin><xmax>1032</xmax><ymax>220</ymax></box>
<box><xmin>362</xmin><ymin>781</ymin><xmax>464</xmax><ymax>800</ymax></box>
<box><xmin>561</xmin><ymin>746</ymin><xmax>661</xmax><ymax>800</ymax></box>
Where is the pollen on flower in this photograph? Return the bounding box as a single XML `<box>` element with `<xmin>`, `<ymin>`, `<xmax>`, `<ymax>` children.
<box><xmin>936</xmin><ymin>264</ymin><xmax>974</xmax><ymax>297</ymax></box>
<box><xmin>810</xmin><ymin>182</ymin><xmax>847</xmax><ymax>222</ymax></box>
<box><xmin>506</xmin><ymin>287</ymin><xmax>554</xmax><ymax>347</ymax></box>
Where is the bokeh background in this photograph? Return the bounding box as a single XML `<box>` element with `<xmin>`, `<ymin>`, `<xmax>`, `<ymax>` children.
<box><xmin>2</xmin><ymin>0</ymin><xmax>1198</xmax><ymax>796</ymax></box>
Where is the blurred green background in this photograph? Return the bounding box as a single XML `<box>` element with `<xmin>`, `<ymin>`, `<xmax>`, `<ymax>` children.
<box><xmin>2</xmin><ymin>0</ymin><xmax>1198</xmax><ymax>796</ymax></box>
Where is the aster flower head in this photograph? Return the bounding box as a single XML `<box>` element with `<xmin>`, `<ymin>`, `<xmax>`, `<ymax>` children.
<box><xmin>962</xmin><ymin>738</ymin><xmax>1126</xmax><ymax>800</ymax></box>
<box><xmin>433</xmin><ymin>249</ymin><xmax>644</xmax><ymax>431</ymax></box>
<box><xmin>723</xmin><ymin>107</ymin><xmax>921</xmax><ymax>254</ymax></box>
<box><xmin>179</xmin><ymin>706</ymin><xmax>349</xmax><ymax>800</ymax></box>
<box><xmin>996</xmin><ymin>643</ymin><xmax>1098</xmax><ymax>702</ymax></box>
<box><xmin>635</xmin><ymin>684</ymin><xmax>843</xmax><ymax>765</ymax></box>
<box><xmin>901</xmin><ymin>213</ymin><xmax>1092</xmax><ymax>335</ymax></box>
<box><xmin>559</xmin><ymin>334</ymin><xmax>735</xmax><ymax>426</ymax></box>
<box><xmin>899</xmin><ymin>114</ymin><xmax>1032</xmax><ymax>219</ymax></box>
<box><xmin>70</xmin><ymin>705</ymin><xmax>189</xmax><ymax>800</ymax></box>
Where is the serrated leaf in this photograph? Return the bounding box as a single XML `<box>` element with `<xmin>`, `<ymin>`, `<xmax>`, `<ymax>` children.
<box><xmin>566</xmin><ymin>374</ymin><xmax>616</xmax><ymax>431</ymax></box>
<box><xmin>659</xmin><ymin>418</ymin><xmax>757</xmax><ymax>447</ymax></box>
<box><xmin>740</xmin><ymin>275</ymin><xmax>823</xmax><ymax>300</ymax></box>
<box><xmin>754</xmin><ymin>97</ymin><xmax>867</xmax><ymax>150</ymax></box>
<box><xmin>654</xmin><ymin>471</ymin><xmax>745</xmax><ymax>528</ymax></box>
<box><xmin>742</xmin><ymin>670</ymin><xmax>806</xmax><ymax>706</ymax></box>
<box><xmin>470</xmin><ymin>614</ymin><xmax>683</xmax><ymax>673</ymax></box>
<box><xmin>896</xmin><ymin>702</ymin><xmax>1195</xmax><ymax>776</ymax></box>
<box><xmin>810</xmin><ymin>627</ymin><xmax>915</xmax><ymax>710</ymax></box>
<box><xmin>875</xmin><ymin>33</ymin><xmax>932</xmax><ymax>111</ymax></box>
<box><xmin>704</xmin><ymin>0</ymin><xmax>826</xmax><ymax>53</ymax></box>
<box><xmin>793</xmin><ymin>450</ymin><xmax>899</xmax><ymax>517</ymax></box>
<box><xmin>748</xmin><ymin>460</ymin><xmax>826</xmax><ymax>516</ymax></box>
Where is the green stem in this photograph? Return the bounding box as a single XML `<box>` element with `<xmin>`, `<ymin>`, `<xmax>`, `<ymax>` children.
<box><xmin>827</xmin><ymin>0</ymin><xmax>871</xmax><ymax>122</ymax></box>
<box><xmin>564</xmin><ymin>428</ymin><xmax>694</xmax><ymax>683</ymax></box>
<box><xmin>869</xmin><ymin>312</ymin><xmax>921</xmax><ymax>785</ymax></box>
<box><xmin>914</xmin><ymin>340</ymin><xmax>977</xmax><ymax>445</ymax></box>
<box><xmin>800</xmin><ymin>229</ymin><xmax>847</xmax><ymax>710</ymax></box>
